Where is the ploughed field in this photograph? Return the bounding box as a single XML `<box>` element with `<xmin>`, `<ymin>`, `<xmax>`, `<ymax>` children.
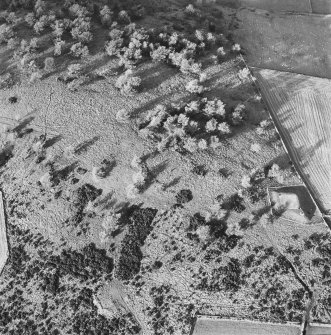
<box><xmin>254</xmin><ymin>69</ymin><xmax>331</xmax><ymax>214</ymax></box>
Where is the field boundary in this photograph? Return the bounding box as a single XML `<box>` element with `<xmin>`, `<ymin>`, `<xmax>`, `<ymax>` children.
<box><xmin>0</xmin><ymin>190</ymin><xmax>8</xmax><ymax>276</ymax></box>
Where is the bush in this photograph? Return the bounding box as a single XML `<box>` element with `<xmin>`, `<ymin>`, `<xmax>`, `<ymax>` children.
<box><xmin>69</xmin><ymin>4</ymin><xmax>88</xmax><ymax>18</ymax></box>
<box><xmin>222</xmin><ymin>193</ymin><xmax>245</xmax><ymax>213</ymax></box>
<box><xmin>115</xmin><ymin>70</ymin><xmax>141</xmax><ymax>94</ymax></box>
<box><xmin>6</xmin><ymin>37</ymin><xmax>18</xmax><ymax>49</ymax></box>
<box><xmin>33</xmin><ymin>15</ymin><xmax>48</xmax><ymax>34</ymax></box>
<box><xmin>185</xmin><ymin>79</ymin><xmax>204</xmax><ymax>94</ymax></box>
<box><xmin>205</xmin><ymin>118</ymin><xmax>218</xmax><ymax>132</ymax></box>
<box><xmin>0</xmin><ymin>23</ymin><xmax>14</xmax><ymax>44</ymax></box>
<box><xmin>105</xmin><ymin>38</ymin><xmax>123</xmax><ymax>56</ymax></box>
<box><xmin>168</xmin><ymin>52</ymin><xmax>201</xmax><ymax>74</ymax></box>
<box><xmin>25</xmin><ymin>12</ymin><xmax>36</xmax><ymax>27</ymax></box>
<box><xmin>54</xmin><ymin>38</ymin><xmax>65</xmax><ymax>56</ymax></box>
<box><xmin>70</xmin><ymin>42</ymin><xmax>89</xmax><ymax>58</ymax></box>
<box><xmin>150</xmin><ymin>46</ymin><xmax>169</xmax><ymax>62</ymax></box>
<box><xmin>100</xmin><ymin>5</ymin><xmax>112</xmax><ymax>26</ymax></box>
<box><xmin>0</xmin><ymin>72</ymin><xmax>13</xmax><ymax>89</ymax></box>
<box><xmin>116</xmin><ymin>109</ymin><xmax>130</xmax><ymax>123</ymax></box>
<box><xmin>44</xmin><ymin>57</ymin><xmax>54</xmax><ymax>72</ymax></box>
<box><xmin>218</xmin><ymin>122</ymin><xmax>231</xmax><ymax>135</ymax></box>
<box><xmin>231</xmin><ymin>103</ymin><xmax>246</xmax><ymax>126</ymax></box>
<box><xmin>95</xmin><ymin>158</ymin><xmax>115</xmax><ymax>178</ymax></box>
<box><xmin>34</xmin><ymin>0</ymin><xmax>45</xmax><ymax>17</ymax></box>
<box><xmin>67</xmin><ymin>63</ymin><xmax>82</xmax><ymax>78</ymax></box>
<box><xmin>185</xmin><ymin>4</ymin><xmax>197</xmax><ymax>15</ymax></box>
<box><xmin>71</xmin><ymin>16</ymin><xmax>92</xmax><ymax>43</ymax></box>
<box><xmin>176</xmin><ymin>189</ymin><xmax>193</xmax><ymax>204</ymax></box>
<box><xmin>52</xmin><ymin>19</ymin><xmax>67</xmax><ymax>38</ymax></box>
<box><xmin>238</xmin><ymin>67</ymin><xmax>250</xmax><ymax>80</ymax></box>
<box><xmin>118</xmin><ymin>10</ymin><xmax>130</xmax><ymax>24</ymax></box>
<box><xmin>203</xmin><ymin>99</ymin><xmax>226</xmax><ymax>116</ymax></box>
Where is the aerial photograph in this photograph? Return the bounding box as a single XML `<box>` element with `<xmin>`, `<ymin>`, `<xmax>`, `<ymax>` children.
<box><xmin>0</xmin><ymin>0</ymin><xmax>330</xmax><ymax>334</ymax></box>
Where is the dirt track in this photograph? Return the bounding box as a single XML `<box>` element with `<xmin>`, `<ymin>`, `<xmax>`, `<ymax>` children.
<box><xmin>0</xmin><ymin>190</ymin><xmax>8</xmax><ymax>275</ymax></box>
<box><xmin>253</xmin><ymin>69</ymin><xmax>331</xmax><ymax>214</ymax></box>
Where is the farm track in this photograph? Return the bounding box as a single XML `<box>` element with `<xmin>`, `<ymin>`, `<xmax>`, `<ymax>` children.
<box><xmin>0</xmin><ymin>190</ymin><xmax>8</xmax><ymax>276</ymax></box>
<box><xmin>253</xmin><ymin>69</ymin><xmax>331</xmax><ymax>214</ymax></box>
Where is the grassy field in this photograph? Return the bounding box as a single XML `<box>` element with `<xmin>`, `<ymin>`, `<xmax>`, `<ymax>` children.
<box><xmin>233</xmin><ymin>9</ymin><xmax>331</xmax><ymax>78</ymax></box>
<box><xmin>306</xmin><ymin>323</ymin><xmax>331</xmax><ymax>334</ymax></box>
<box><xmin>254</xmin><ymin>68</ymin><xmax>331</xmax><ymax>214</ymax></box>
<box><xmin>192</xmin><ymin>317</ymin><xmax>302</xmax><ymax>335</ymax></box>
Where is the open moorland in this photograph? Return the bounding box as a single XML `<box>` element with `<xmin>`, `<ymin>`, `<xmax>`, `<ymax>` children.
<box><xmin>0</xmin><ymin>1</ymin><xmax>330</xmax><ymax>335</ymax></box>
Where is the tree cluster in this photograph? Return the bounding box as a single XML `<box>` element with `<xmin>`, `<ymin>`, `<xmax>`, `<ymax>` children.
<box><xmin>115</xmin><ymin>206</ymin><xmax>157</xmax><ymax>280</ymax></box>
<box><xmin>139</xmin><ymin>98</ymin><xmax>241</xmax><ymax>153</ymax></box>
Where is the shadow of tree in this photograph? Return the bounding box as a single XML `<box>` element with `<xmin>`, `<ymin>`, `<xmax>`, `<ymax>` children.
<box><xmin>74</xmin><ymin>136</ymin><xmax>100</xmax><ymax>155</ymax></box>
<box><xmin>143</xmin><ymin>160</ymin><xmax>169</xmax><ymax>191</ymax></box>
<box><xmin>162</xmin><ymin>176</ymin><xmax>181</xmax><ymax>190</ymax></box>
<box><xmin>0</xmin><ymin>143</ymin><xmax>14</xmax><ymax>168</ymax></box>
<box><xmin>12</xmin><ymin>116</ymin><xmax>35</xmax><ymax>136</ymax></box>
<box><xmin>44</xmin><ymin>135</ymin><xmax>63</xmax><ymax>149</ymax></box>
<box><xmin>137</xmin><ymin>62</ymin><xmax>177</xmax><ymax>92</ymax></box>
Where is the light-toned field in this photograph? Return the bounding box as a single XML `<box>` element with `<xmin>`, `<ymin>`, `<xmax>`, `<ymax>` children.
<box><xmin>311</xmin><ymin>0</ymin><xmax>331</xmax><ymax>14</ymax></box>
<box><xmin>192</xmin><ymin>317</ymin><xmax>302</xmax><ymax>335</ymax></box>
<box><xmin>239</xmin><ymin>0</ymin><xmax>331</xmax><ymax>14</ymax></box>
<box><xmin>254</xmin><ymin>68</ymin><xmax>331</xmax><ymax>214</ymax></box>
<box><xmin>0</xmin><ymin>190</ymin><xmax>8</xmax><ymax>275</ymax></box>
<box><xmin>239</xmin><ymin>0</ymin><xmax>312</xmax><ymax>12</ymax></box>
<box><xmin>306</xmin><ymin>323</ymin><xmax>331</xmax><ymax>334</ymax></box>
<box><xmin>233</xmin><ymin>9</ymin><xmax>331</xmax><ymax>78</ymax></box>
